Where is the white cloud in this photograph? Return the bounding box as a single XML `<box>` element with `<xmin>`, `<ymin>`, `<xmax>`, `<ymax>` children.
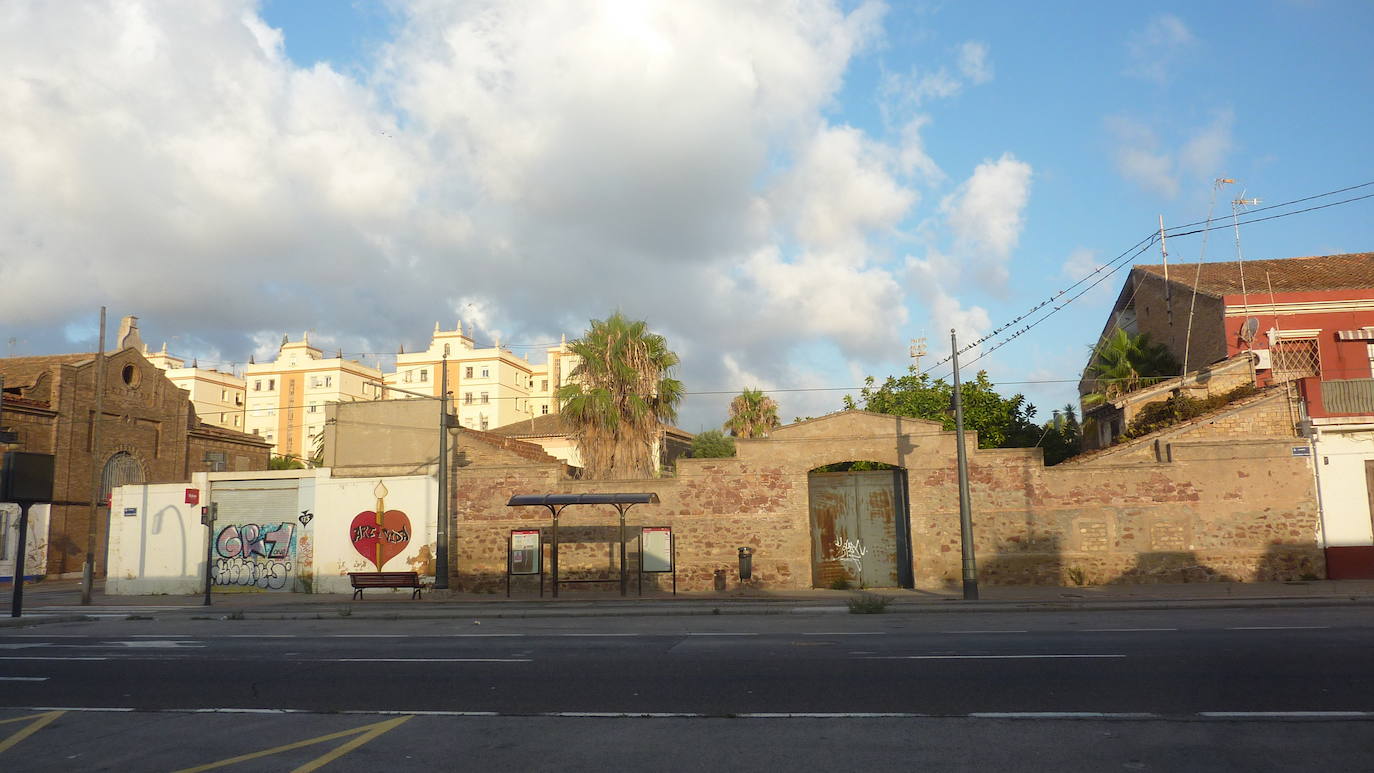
<box><xmin>957</xmin><ymin>41</ymin><xmax>993</xmax><ymax>84</ymax></box>
<box><xmin>1125</xmin><ymin>14</ymin><xmax>1196</xmax><ymax>84</ymax></box>
<box><xmin>941</xmin><ymin>153</ymin><xmax>1033</xmax><ymax>283</ymax></box>
<box><xmin>1107</xmin><ymin>112</ymin><xmax>1234</xmax><ymax>198</ymax></box>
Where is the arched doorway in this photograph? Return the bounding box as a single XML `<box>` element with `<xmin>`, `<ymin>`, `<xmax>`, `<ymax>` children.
<box><xmin>807</xmin><ymin>463</ymin><xmax>913</xmax><ymax>589</ymax></box>
<box><xmin>101</xmin><ymin>452</ymin><xmax>145</xmax><ymax>501</ymax></box>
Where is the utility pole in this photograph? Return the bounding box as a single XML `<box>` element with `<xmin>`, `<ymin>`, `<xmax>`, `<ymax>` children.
<box><xmin>435</xmin><ymin>354</ymin><xmax>450</xmax><ymax>589</ymax></box>
<box><xmin>1159</xmin><ymin>215</ymin><xmax>1172</xmax><ymax>328</ymax></box>
<box><xmin>81</xmin><ymin>307</ymin><xmax>106</xmax><ymax>606</ymax></box>
<box><xmin>950</xmin><ymin>329</ymin><xmax>978</xmax><ymax>601</ymax></box>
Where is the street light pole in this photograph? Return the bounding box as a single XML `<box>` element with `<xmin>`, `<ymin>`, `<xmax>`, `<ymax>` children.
<box><xmin>950</xmin><ymin>329</ymin><xmax>979</xmax><ymax>600</ymax></box>
<box><xmin>435</xmin><ymin>355</ymin><xmax>450</xmax><ymax>589</ymax></box>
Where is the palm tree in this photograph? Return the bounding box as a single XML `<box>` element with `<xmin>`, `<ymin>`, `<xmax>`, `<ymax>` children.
<box><xmin>555</xmin><ymin>312</ymin><xmax>684</xmax><ymax>479</ymax></box>
<box><xmin>723</xmin><ymin>388</ymin><xmax>780</xmax><ymax>438</ymax></box>
<box><xmin>1083</xmin><ymin>329</ymin><xmax>1181</xmax><ymax>405</ymax></box>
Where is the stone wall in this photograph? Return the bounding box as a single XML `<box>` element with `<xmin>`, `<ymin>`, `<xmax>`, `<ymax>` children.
<box><xmin>450</xmin><ymin>410</ymin><xmax>1323</xmax><ymax>591</ymax></box>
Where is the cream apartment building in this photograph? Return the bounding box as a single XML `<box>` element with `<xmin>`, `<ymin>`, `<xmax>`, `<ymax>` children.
<box><xmin>384</xmin><ymin>322</ymin><xmax>576</xmax><ymax>431</ymax></box>
<box><xmin>143</xmin><ymin>343</ymin><xmax>247</xmax><ymax>432</ymax></box>
<box><xmin>243</xmin><ymin>334</ymin><xmax>383</xmax><ymax>461</ymax></box>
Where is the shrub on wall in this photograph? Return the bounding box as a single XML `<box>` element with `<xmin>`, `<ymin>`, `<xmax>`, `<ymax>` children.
<box><xmin>1122</xmin><ymin>384</ymin><xmax>1261</xmax><ymax>439</ymax></box>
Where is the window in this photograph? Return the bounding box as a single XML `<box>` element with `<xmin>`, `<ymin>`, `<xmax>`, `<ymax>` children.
<box><xmin>252</xmin><ymin>429</ymin><xmax>260</xmax><ymax>435</ymax></box>
<box><xmin>481</xmin><ymin>392</ymin><xmax>489</xmax><ymax>404</ymax></box>
<box><xmin>221</xmin><ymin>389</ymin><xmax>227</xmax><ymax>400</ymax></box>
<box><xmin>481</xmin><ymin>368</ymin><xmax>489</xmax><ymax>378</ymax></box>
<box><xmin>233</xmin><ymin>416</ymin><xmax>240</xmax><ymax>427</ymax></box>
<box><xmin>444</xmin><ymin>343</ymin><xmax>451</xmax><ymax>356</ymax></box>
<box><xmin>464</xmin><ymin>392</ymin><xmax>473</xmax><ymax>405</ymax></box>
<box><xmin>419</xmin><ymin>369</ymin><xmax>428</xmax><ymax>383</ymax></box>
<box><xmin>480</xmin><ymin>416</ymin><xmax>489</xmax><ymax>430</ymax></box>
<box><xmin>324</xmin><ymin>376</ymin><xmax>332</xmax><ymax>387</ymax></box>
<box><xmin>308</xmin><ymin>402</ymin><xmax>318</xmax><ymax>414</ymax></box>
<box><xmin>1272</xmin><ymin>338</ymin><xmax>1321</xmax><ymax>383</ymax></box>
<box><xmin>541</xmin><ymin>404</ymin><xmax>549</xmax><ymax>415</ymax></box>
<box><xmin>268</xmin><ymin>379</ymin><xmax>276</xmax><ymax>391</ymax></box>
<box><xmin>254</xmin><ymin>380</ymin><xmax>262</xmax><ymax>392</ymax></box>
<box><xmin>465</xmin><ymin>367</ymin><xmax>473</xmax><ymax>378</ymax></box>
<box><xmin>541</xmin><ymin>379</ymin><xmax>548</xmax><ymax>391</ymax></box>
<box><xmin>404</xmin><ymin>371</ymin><xmax>412</xmax><ymax>383</ymax></box>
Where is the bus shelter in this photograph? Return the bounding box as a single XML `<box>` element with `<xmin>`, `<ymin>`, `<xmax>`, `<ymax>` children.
<box><xmin>506</xmin><ymin>493</ymin><xmax>660</xmax><ymax>597</ymax></box>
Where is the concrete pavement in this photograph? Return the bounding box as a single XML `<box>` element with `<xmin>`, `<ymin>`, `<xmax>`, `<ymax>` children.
<box><xmin>5</xmin><ymin>576</ymin><xmax>1374</xmax><ymax>626</ymax></box>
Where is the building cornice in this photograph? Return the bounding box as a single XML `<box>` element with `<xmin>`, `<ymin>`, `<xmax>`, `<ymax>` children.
<box><xmin>1225</xmin><ymin>298</ymin><xmax>1374</xmax><ymax>317</ymax></box>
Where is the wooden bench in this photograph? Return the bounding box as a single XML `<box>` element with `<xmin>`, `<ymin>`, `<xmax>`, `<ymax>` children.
<box><xmin>348</xmin><ymin>571</ymin><xmax>423</xmax><ymax>600</ymax></box>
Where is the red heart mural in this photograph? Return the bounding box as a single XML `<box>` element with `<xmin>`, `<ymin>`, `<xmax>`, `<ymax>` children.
<box><xmin>350</xmin><ymin>509</ymin><xmax>412</xmax><ymax>570</ymax></box>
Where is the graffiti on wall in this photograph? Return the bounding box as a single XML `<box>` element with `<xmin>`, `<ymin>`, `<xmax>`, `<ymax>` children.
<box><xmin>350</xmin><ymin>481</ymin><xmax>412</xmax><ymax>570</ymax></box>
<box><xmin>212</xmin><ymin>522</ymin><xmax>297</xmax><ymax>590</ymax></box>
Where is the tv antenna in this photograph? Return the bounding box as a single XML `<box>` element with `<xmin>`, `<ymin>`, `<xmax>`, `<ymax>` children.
<box><xmin>909</xmin><ymin>337</ymin><xmax>928</xmax><ymax>371</ymax></box>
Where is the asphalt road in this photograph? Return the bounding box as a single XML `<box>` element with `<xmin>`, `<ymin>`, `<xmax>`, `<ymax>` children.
<box><xmin>3</xmin><ymin>606</ymin><xmax>1373</xmax><ymax>770</ymax></box>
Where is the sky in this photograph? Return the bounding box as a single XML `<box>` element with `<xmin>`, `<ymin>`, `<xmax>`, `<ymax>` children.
<box><xmin>2</xmin><ymin>0</ymin><xmax>1372</xmax><ymax>432</ymax></box>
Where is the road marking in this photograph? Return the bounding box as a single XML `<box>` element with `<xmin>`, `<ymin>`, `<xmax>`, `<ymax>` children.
<box><xmin>969</xmin><ymin>712</ymin><xmax>1158</xmax><ymax>719</ymax></box>
<box><xmin>684</xmin><ymin>632</ymin><xmax>757</xmax><ymax>636</ymax></box>
<box><xmin>128</xmin><ymin>634</ymin><xmax>192</xmax><ymax>638</ymax></box>
<box><xmin>186</xmin><ymin>708</ymin><xmax>308</xmax><ymax>714</ymax></box>
<box><xmin>171</xmin><ymin>715</ymin><xmax>412</xmax><ymax>773</ymax></box>
<box><xmin>444</xmin><ymin>633</ymin><xmax>525</xmax><ymax>638</ymax></box>
<box><xmin>223</xmin><ymin>635</ymin><xmax>295</xmax><ymax>639</ymax></box>
<box><xmin>1198</xmin><ymin>711</ymin><xmax>1372</xmax><ymax>718</ymax></box>
<box><xmin>740</xmin><ymin>712</ymin><xmax>926</xmax><ymax>718</ymax></box>
<box><xmin>0</xmin><ymin>710</ymin><xmax>65</xmax><ymax>754</ymax></box>
<box><xmin>1227</xmin><ymin>626</ymin><xmax>1331</xmax><ymax>631</ymax></box>
<box><xmin>0</xmin><ymin>657</ymin><xmax>108</xmax><ymax>661</ymax></box>
<box><xmin>0</xmin><ymin>677</ymin><xmax>48</xmax><ymax>682</ymax></box>
<box><xmin>1085</xmin><ymin>628</ymin><xmax>1178</xmax><ymax>632</ymax></box>
<box><xmin>562</xmin><ymin>633</ymin><xmax>642</xmax><ymax>637</ymax></box>
<box><xmin>105</xmin><ymin>640</ymin><xmax>205</xmax><ymax>648</ymax></box>
<box><xmin>801</xmin><ymin>632</ymin><xmax>885</xmax><ymax>636</ymax></box>
<box><xmin>329</xmin><ymin>657</ymin><xmax>531</xmax><ymax>663</ymax></box>
<box><xmin>327</xmin><ymin>634</ymin><xmax>407</xmax><ymax>638</ymax></box>
<box><xmin>865</xmin><ymin>654</ymin><xmax>1126</xmax><ymax>660</ymax></box>
<box><xmin>940</xmin><ymin>630</ymin><xmax>1029</xmax><ymax>634</ymax></box>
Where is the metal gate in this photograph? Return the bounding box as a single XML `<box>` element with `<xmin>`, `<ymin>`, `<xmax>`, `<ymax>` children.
<box><xmin>808</xmin><ymin>469</ymin><xmax>913</xmax><ymax>588</ymax></box>
<box><xmin>210</xmin><ymin>480</ymin><xmax>303</xmax><ymax>592</ymax></box>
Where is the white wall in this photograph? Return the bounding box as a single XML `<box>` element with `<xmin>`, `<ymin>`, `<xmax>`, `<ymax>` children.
<box><xmin>1314</xmin><ymin>428</ymin><xmax>1374</xmax><ymax>547</ymax></box>
<box><xmin>107</xmin><ymin>470</ymin><xmax>437</xmax><ymax>596</ymax></box>
<box><xmin>0</xmin><ymin>502</ymin><xmax>49</xmax><ymax>582</ymax></box>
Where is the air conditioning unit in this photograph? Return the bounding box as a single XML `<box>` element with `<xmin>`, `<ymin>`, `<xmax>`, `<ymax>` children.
<box><xmin>1252</xmin><ymin>348</ymin><xmax>1272</xmax><ymax>370</ymax></box>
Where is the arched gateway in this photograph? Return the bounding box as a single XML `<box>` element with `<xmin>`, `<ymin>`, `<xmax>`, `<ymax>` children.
<box><xmin>808</xmin><ymin>465</ymin><xmax>914</xmax><ymax>588</ymax></box>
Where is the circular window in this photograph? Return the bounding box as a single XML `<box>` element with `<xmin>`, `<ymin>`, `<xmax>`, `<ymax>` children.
<box><xmin>121</xmin><ymin>364</ymin><xmax>140</xmax><ymax>387</ymax></box>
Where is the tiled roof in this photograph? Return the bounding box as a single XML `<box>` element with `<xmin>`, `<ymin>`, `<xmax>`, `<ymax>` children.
<box><xmin>0</xmin><ymin>353</ymin><xmax>94</xmax><ymax>389</ymax></box>
<box><xmin>1134</xmin><ymin>252</ymin><xmax>1374</xmax><ymax>297</ymax></box>
<box><xmin>490</xmin><ymin>412</ymin><xmax>568</xmax><ymax>438</ymax></box>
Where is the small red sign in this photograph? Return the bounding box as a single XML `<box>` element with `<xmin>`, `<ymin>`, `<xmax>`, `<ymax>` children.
<box><xmin>185</xmin><ymin>488</ymin><xmax>200</xmax><ymax>505</ymax></box>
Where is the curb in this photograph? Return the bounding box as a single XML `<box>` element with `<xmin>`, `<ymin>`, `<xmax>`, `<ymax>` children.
<box><xmin>156</xmin><ymin>594</ymin><xmax>1374</xmax><ymax>622</ymax></box>
<box><xmin>0</xmin><ymin>614</ymin><xmax>94</xmax><ymax>628</ymax></box>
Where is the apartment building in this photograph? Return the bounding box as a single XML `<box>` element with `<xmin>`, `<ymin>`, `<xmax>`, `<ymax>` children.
<box><xmin>143</xmin><ymin>342</ymin><xmax>247</xmax><ymax>432</ymax></box>
<box><xmin>243</xmin><ymin>334</ymin><xmax>383</xmax><ymax>461</ymax></box>
<box><xmin>384</xmin><ymin>322</ymin><xmax>576</xmax><ymax>431</ymax></box>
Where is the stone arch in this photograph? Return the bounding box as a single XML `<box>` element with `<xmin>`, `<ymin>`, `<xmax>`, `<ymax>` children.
<box><xmin>100</xmin><ymin>450</ymin><xmax>145</xmax><ymax>502</ymax></box>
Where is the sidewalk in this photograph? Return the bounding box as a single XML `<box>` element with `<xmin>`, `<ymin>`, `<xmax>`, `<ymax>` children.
<box><xmin>5</xmin><ymin>577</ymin><xmax>1374</xmax><ymax>626</ymax></box>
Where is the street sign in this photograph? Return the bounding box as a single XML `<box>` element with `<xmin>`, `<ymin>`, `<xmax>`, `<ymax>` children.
<box><xmin>185</xmin><ymin>488</ymin><xmax>200</xmax><ymax>505</ymax></box>
<box><xmin>1291</xmin><ymin>446</ymin><xmax>1313</xmax><ymax>457</ymax></box>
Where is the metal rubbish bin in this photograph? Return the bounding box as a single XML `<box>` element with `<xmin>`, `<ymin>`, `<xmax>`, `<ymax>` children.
<box><xmin>713</xmin><ymin>568</ymin><xmax>727</xmax><ymax>591</ymax></box>
<box><xmin>737</xmin><ymin>546</ymin><xmax>754</xmax><ymax>581</ymax></box>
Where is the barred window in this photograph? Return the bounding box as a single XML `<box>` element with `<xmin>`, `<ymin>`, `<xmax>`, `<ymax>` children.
<box><xmin>1271</xmin><ymin>338</ymin><xmax>1320</xmax><ymax>383</ymax></box>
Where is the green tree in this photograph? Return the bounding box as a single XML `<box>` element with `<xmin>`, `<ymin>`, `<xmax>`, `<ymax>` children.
<box><xmin>556</xmin><ymin>312</ymin><xmax>685</xmax><ymax>479</ymax></box>
<box><xmin>843</xmin><ymin>367</ymin><xmax>1039</xmax><ymax>449</ymax></box>
<box><xmin>1037</xmin><ymin>403</ymin><xmax>1083</xmax><ymax>465</ymax></box>
<box><xmin>268</xmin><ymin>455</ymin><xmax>304</xmax><ymax>470</ymax></box>
<box><xmin>1083</xmin><ymin>329</ymin><xmax>1181</xmax><ymax>405</ymax></box>
<box><xmin>690</xmin><ymin>429</ymin><xmax>736</xmax><ymax>458</ymax></box>
<box><xmin>723</xmin><ymin>387</ymin><xmax>781</xmax><ymax>438</ymax></box>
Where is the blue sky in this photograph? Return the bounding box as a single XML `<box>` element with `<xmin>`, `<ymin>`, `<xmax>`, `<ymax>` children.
<box><xmin>4</xmin><ymin>1</ymin><xmax>1373</xmax><ymax>430</ymax></box>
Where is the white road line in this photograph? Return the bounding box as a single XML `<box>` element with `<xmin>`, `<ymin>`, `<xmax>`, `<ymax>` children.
<box><xmin>1084</xmin><ymin>628</ymin><xmax>1178</xmax><ymax>633</ymax></box>
<box><xmin>1227</xmin><ymin>626</ymin><xmax>1331</xmax><ymax>631</ymax></box>
<box><xmin>1199</xmin><ymin>711</ymin><xmax>1372</xmax><ymax>718</ymax></box>
<box><xmin>443</xmin><ymin>634</ymin><xmax>524</xmax><ymax>638</ymax></box>
<box><xmin>561</xmin><ymin>633</ymin><xmax>642</xmax><ymax>637</ymax></box>
<box><xmin>0</xmin><ymin>657</ymin><xmax>108</xmax><ymax>661</ymax></box>
<box><xmin>740</xmin><ymin>712</ymin><xmax>925</xmax><ymax>718</ymax></box>
<box><xmin>970</xmin><ymin>712</ymin><xmax>1158</xmax><ymax>719</ymax></box>
<box><xmin>128</xmin><ymin>634</ymin><xmax>191</xmax><ymax>638</ymax></box>
<box><xmin>223</xmin><ymin>635</ymin><xmax>296</xmax><ymax>639</ymax></box>
<box><xmin>328</xmin><ymin>658</ymin><xmax>531</xmax><ymax>663</ymax></box>
<box><xmin>940</xmin><ymin>630</ymin><xmax>1029</xmax><ymax>634</ymax></box>
<box><xmin>187</xmin><ymin>708</ymin><xmax>308</xmax><ymax>714</ymax></box>
<box><xmin>328</xmin><ymin>634</ymin><xmax>407</xmax><ymax>638</ymax></box>
<box><xmin>0</xmin><ymin>676</ymin><xmax>49</xmax><ymax>681</ymax></box>
<box><xmin>0</xmin><ymin>635</ymin><xmax>85</xmax><ymax>638</ymax></box>
<box><xmin>865</xmin><ymin>654</ymin><xmax>1126</xmax><ymax>660</ymax></box>
<box><xmin>801</xmin><ymin>632</ymin><xmax>885</xmax><ymax>636</ymax></box>
<box><xmin>345</xmin><ymin>710</ymin><xmax>502</xmax><ymax>717</ymax></box>
<box><xmin>684</xmin><ymin>632</ymin><xmax>757</xmax><ymax>636</ymax></box>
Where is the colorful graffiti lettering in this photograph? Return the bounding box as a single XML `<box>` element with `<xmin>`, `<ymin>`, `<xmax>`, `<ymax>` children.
<box><xmin>349</xmin><ymin>509</ymin><xmax>412</xmax><ymax>570</ymax></box>
<box><xmin>212</xmin><ymin>522</ymin><xmax>296</xmax><ymax>590</ymax></box>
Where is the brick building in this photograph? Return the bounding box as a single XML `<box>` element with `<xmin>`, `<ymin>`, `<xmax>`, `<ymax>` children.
<box><xmin>0</xmin><ymin>319</ymin><xmax>270</xmax><ymax>577</ymax></box>
<box><xmin>1081</xmin><ymin>251</ymin><xmax>1374</xmax><ymax>577</ymax></box>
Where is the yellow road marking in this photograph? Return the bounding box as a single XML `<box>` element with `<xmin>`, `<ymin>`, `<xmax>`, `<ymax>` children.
<box><xmin>172</xmin><ymin>715</ymin><xmax>412</xmax><ymax>773</ymax></box>
<box><xmin>0</xmin><ymin>711</ymin><xmax>66</xmax><ymax>755</ymax></box>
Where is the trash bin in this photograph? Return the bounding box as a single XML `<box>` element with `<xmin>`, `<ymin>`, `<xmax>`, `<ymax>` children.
<box><xmin>713</xmin><ymin>568</ymin><xmax>727</xmax><ymax>591</ymax></box>
<box><xmin>737</xmin><ymin>546</ymin><xmax>754</xmax><ymax>581</ymax></box>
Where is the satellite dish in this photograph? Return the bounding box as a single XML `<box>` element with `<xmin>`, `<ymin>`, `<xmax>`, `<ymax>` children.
<box><xmin>1239</xmin><ymin>317</ymin><xmax>1260</xmax><ymax>344</ymax></box>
